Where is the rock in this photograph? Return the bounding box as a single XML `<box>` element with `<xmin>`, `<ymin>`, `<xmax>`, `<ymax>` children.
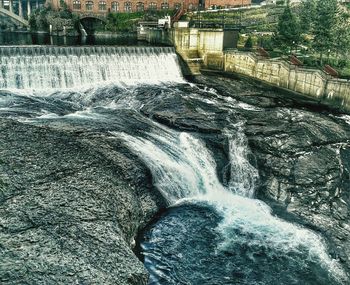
<box><xmin>0</xmin><ymin>119</ymin><xmax>165</xmax><ymax>285</ymax></box>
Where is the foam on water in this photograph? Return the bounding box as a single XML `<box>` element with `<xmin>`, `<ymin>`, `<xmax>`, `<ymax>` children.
<box><xmin>115</xmin><ymin>126</ymin><xmax>347</xmax><ymax>283</ymax></box>
<box><xmin>0</xmin><ymin>46</ymin><xmax>184</xmax><ymax>90</ymax></box>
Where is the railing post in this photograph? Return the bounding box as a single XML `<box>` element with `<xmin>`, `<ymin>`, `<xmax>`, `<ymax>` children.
<box><xmin>27</xmin><ymin>0</ymin><xmax>31</xmax><ymax>17</ymax></box>
<box><xmin>9</xmin><ymin>0</ymin><xmax>13</xmax><ymax>13</ymax></box>
<box><xmin>19</xmin><ymin>0</ymin><xmax>23</xmax><ymax>17</ymax></box>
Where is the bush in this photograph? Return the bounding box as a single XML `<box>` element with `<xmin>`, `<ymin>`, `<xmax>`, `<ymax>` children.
<box><xmin>258</xmin><ymin>36</ymin><xmax>274</xmax><ymax>51</ymax></box>
<box><xmin>244</xmin><ymin>36</ymin><xmax>253</xmax><ymax>49</ymax></box>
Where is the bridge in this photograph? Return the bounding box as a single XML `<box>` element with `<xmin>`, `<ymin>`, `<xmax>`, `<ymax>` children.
<box><xmin>0</xmin><ymin>7</ymin><xmax>28</xmax><ymax>26</ymax></box>
<box><xmin>0</xmin><ymin>0</ymin><xmax>40</xmax><ymax>27</ymax></box>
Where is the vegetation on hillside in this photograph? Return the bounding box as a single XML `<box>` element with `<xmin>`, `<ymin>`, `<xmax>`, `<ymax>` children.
<box><xmin>196</xmin><ymin>1</ymin><xmax>350</xmax><ymax>77</ymax></box>
<box><xmin>185</xmin><ymin>5</ymin><xmax>285</xmax><ymax>32</ymax></box>
<box><xmin>273</xmin><ymin>0</ymin><xmax>350</xmax><ymax>76</ymax></box>
<box><xmin>29</xmin><ymin>2</ymin><xmax>79</xmax><ymax>33</ymax></box>
<box><xmin>103</xmin><ymin>10</ymin><xmax>175</xmax><ymax>32</ymax></box>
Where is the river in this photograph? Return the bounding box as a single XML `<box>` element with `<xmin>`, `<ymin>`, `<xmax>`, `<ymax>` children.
<box><xmin>0</xmin><ymin>45</ymin><xmax>349</xmax><ymax>285</ymax></box>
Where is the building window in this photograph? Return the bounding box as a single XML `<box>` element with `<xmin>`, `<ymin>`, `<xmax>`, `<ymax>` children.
<box><xmin>161</xmin><ymin>2</ymin><xmax>169</xmax><ymax>9</ymax></box>
<box><xmin>174</xmin><ymin>2</ymin><xmax>181</xmax><ymax>9</ymax></box>
<box><xmin>73</xmin><ymin>0</ymin><xmax>81</xmax><ymax>9</ymax></box>
<box><xmin>85</xmin><ymin>0</ymin><xmax>93</xmax><ymax>10</ymax></box>
<box><xmin>111</xmin><ymin>1</ymin><xmax>119</xmax><ymax>11</ymax></box>
<box><xmin>148</xmin><ymin>2</ymin><xmax>157</xmax><ymax>10</ymax></box>
<box><xmin>188</xmin><ymin>3</ymin><xmax>194</xmax><ymax>10</ymax></box>
<box><xmin>136</xmin><ymin>2</ymin><xmax>144</xmax><ymax>11</ymax></box>
<box><xmin>99</xmin><ymin>0</ymin><xmax>106</xmax><ymax>10</ymax></box>
<box><xmin>124</xmin><ymin>1</ymin><xmax>132</xmax><ymax>12</ymax></box>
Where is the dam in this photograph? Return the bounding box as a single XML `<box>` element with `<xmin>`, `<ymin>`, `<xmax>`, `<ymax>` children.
<box><xmin>0</xmin><ymin>45</ymin><xmax>349</xmax><ymax>285</ymax></box>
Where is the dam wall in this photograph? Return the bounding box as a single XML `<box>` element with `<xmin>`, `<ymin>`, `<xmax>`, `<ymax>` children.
<box><xmin>224</xmin><ymin>51</ymin><xmax>350</xmax><ymax>111</ymax></box>
<box><xmin>141</xmin><ymin>27</ymin><xmax>350</xmax><ymax>111</ymax></box>
<box><xmin>172</xmin><ymin>28</ymin><xmax>238</xmax><ymax>72</ymax></box>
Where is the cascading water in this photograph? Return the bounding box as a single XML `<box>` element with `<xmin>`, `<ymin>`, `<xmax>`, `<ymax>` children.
<box><xmin>0</xmin><ymin>45</ymin><xmax>348</xmax><ymax>285</ymax></box>
<box><xmin>115</xmin><ymin>126</ymin><xmax>347</xmax><ymax>285</ymax></box>
<box><xmin>0</xmin><ymin>46</ymin><xmax>184</xmax><ymax>90</ymax></box>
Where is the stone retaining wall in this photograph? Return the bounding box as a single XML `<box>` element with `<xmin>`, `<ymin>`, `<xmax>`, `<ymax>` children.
<box><xmin>224</xmin><ymin>51</ymin><xmax>350</xmax><ymax>111</ymax></box>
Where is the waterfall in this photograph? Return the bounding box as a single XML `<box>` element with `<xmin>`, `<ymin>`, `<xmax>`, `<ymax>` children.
<box><xmin>226</xmin><ymin>128</ymin><xmax>259</xmax><ymax>198</ymax></box>
<box><xmin>114</xmin><ymin>126</ymin><xmax>347</xmax><ymax>283</ymax></box>
<box><xmin>0</xmin><ymin>46</ymin><xmax>184</xmax><ymax>90</ymax></box>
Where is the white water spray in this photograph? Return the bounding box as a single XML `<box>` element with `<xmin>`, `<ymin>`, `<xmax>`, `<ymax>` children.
<box><xmin>0</xmin><ymin>46</ymin><xmax>184</xmax><ymax>90</ymax></box>
<box><xmin>115</xmin><ymin>126</ymin><xmax>347</xmax><ymax>283</ymax></box>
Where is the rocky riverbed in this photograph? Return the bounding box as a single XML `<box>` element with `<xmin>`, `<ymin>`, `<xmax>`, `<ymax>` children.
<box><xmin>0</xmin><ymin>73</ymin><xmax>349</xmax><ymax>284</ymax></box>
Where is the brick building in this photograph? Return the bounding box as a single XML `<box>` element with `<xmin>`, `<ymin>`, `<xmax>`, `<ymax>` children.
<box><xmin>50</xmin><ymin>0</ymin><xmax>200</xmax><ymax>13</ymax></box>
<box><xmin>50</xmin><ymin>0</ymin><xmax>250</xmax><ymax>13</ymax></box>
<box><xmin>204</xmin><ymin>0</ymin><xmax>251</xmax><ymax>9</ymax></box>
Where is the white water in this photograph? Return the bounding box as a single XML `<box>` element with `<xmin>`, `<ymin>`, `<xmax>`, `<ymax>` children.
<box><xmin>0</xmin><ymin>46</ymin><xmax>184</xmax><ymax>90</ymax></box>
<box><xmin>114</xmin><ymin>126</ymin><xmax>347</xmax><ymax>283</ymax></box>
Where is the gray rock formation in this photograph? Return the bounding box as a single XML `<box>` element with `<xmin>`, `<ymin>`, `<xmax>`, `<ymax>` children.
<box><xmin>0</xmin><ymin>119</ymin><xmax>165</xmax><ymax>284</ymax></box>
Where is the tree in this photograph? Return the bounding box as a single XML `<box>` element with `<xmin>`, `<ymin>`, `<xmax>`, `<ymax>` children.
<box><xmin>333</xmin><ymin>7</ymin><xmax>350</xmax><ymax>64</ymax></box>
<box><xmin>274</xmin><ymin>5</ymin><xmax>301</xmax><ymax>53</ymax></box>
<box><xmin>312</xmin><ymin>0</ymin><xmax>338</xmax><ymax>64</ymax></box>
<box><xmin>259</xmin><ymin>36</ymin><xmax>274</xmax><ymax>51</ymax></box>
<box><xmin>244</xmin><ymin>36</ymin><xmax>253</xmax><ymax>49</ymax></box>
<box><xmin>299</xmin><ymin>0</ymin><xmax>316</xmax><ymax>34</ymax></box>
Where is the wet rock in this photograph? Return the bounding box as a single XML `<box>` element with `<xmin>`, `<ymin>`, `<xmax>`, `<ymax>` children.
<box><xmin>0</xmin><ymin>119</ymin><xmax>165</xmax><ymax>285</ymax></box>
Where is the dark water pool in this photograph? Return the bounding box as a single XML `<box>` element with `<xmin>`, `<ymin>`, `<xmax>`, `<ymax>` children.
<box><xmin>138</xmin><ymin>204</ymin><xmax>342</xmax><ymax>285</ymax></box>
<box><xmin>0</xmin><ymin>31</ymin><xmax>146</xmax><ymax>46</ymax></box>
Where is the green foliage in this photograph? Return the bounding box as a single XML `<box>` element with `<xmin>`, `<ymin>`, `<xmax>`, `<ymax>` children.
<box><xmin>104</xmin><ymin>10</ymin><xmax>175</xmax><ymax>32</ymax></box>
<box><xmin>29</xmin><ymin>5</ymin><xmax>79</xmax><ymax>32</ymax></box>
<box><xmin>299</xmin><ymin>0</ymin><xmax>316</xmax><ymax>33</ymax></box>
<box><xmin>333</xmin><ymin>8</ymin><xmax>350</xmax><ymax>57</ymax></box>
<box><xmin>276</xmin><ymin>0</ymin><xmax>285</xmax><ymax>5</ymax></box>
<box><xmin>105</xmin><ymin>12</ymin><xmax>144</xmax><ymax>32</ymax></box>
<box><xmin>59</xmin><ymin>0</ymin><xmax>69</xmax><ymax>10</ymax></box>
<box><xmin>275</xmin><ymin>5</ymin><xmax>300</xmax><ymax>51</ymax></box>
<box><xmin>29</xmin><ymin>6</ymin><xmax>51</xmax><ymax>31</ymax></box>
<box><xmin>258</xmin><ymin>36</ymin><xmax>274</xmax><ymax>50</ymax></box>
<box><xmin>244</xmin><ymin>36</ymin><xmax>253</xmax><ymax>49</ymax></box>
<box><xmin>312</xmin><ymin>0</ymin><xmax>338</xmax><ymax>56</ymax></box>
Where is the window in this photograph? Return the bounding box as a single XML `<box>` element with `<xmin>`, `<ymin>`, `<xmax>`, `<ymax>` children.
<box><xmin>111</xmin><ymin>1</ymin><xmax>119</xmax><ymax>11</ymax></box>
<box><xmin>148</xmin><ymin>2</ymin><xmax>157</xmax><ymax>10</ymax></box>
<box><xmin>161</xmin><ymin>2</ymin><xmax>169</xmax><ymax>9</ymax></box>
<box><xmin>73</xmin><ymin>0</ymin><xmax>81</xmax><ymax>10</ymax></box>
<box><xmin>99</xmin><ymin>0</ymin><xmax>106</xmax><ymax>10</ymax></box>
<box><xmin>188</xmin><ymin>3</ymin><xmax>194</xmax><ymax>10</ymax></box>
<box><xmin>174</xmin><ymin>2</ymin><xmax>181</xmax><ymax>9</ymax></box>
<box><xmin>124</xmin><ymin>1</ymin><xmax>132</xmax><ymax>12</ymax></box>
<box><xmin>136</xmin><ymin>2</ymin><xmax>144</xmax><ymax>11</ymax></box>
<box><xmin>85</xmin><ymin>0</ymin><xmax>93</xmax><ymax>10</ymax></box>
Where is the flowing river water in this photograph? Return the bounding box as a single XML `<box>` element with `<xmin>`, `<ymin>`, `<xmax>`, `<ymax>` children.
<box><xmin>0</xmin><ymin>46</ymin><xmax>349</xmax><ymax>285</ymax></box>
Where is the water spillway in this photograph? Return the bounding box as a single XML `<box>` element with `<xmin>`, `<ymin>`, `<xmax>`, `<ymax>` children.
<box><xmin>0</xmin><ymin>46</ymin><xmax>184</xmax><ymax>90</ymax></box>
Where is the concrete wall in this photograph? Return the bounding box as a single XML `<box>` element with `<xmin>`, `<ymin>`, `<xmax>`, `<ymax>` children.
<box><xmin>224</xmin><ymin>51</ymin><xmax>350</xmax><ymax>111</ymax></box>
<box><xmin>174</xmin><ymin>28</ymin><xmax>224</xmax><ymax>56</ymax></box>
<box><xmin>141</xmin><ymin>27</ymin><xmax>350</xmax><ymax>111</ymax></box>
